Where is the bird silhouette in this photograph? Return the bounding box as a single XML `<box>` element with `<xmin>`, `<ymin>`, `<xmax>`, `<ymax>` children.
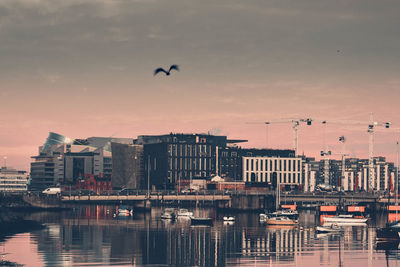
<box><xmin>154</xmin><ymin>65</ymin><xmax>179</xmax><ymax>76</ymax></box>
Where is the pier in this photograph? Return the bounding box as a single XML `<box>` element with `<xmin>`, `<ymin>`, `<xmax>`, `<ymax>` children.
<box><xmin>5</xmin><ymin>191</ymin><xmax>397</xmax><ymax>211</ymax></box>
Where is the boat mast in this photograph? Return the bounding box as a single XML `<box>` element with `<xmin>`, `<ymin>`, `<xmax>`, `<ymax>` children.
<box><xmin>276</xmin><ymin>172</ymin><xmax>280</xmax><ymax>211</ymax></box>
<box><xmin>396</xmin><ymin>141</ymin><xmax>399</xmax><ymax>219</ymax></box>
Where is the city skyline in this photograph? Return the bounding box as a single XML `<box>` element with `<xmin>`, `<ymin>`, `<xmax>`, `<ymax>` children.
<box><xmin>1</xmin><ymin>0</ymin><xmax>399</xmax><ymax>171</ymax></box>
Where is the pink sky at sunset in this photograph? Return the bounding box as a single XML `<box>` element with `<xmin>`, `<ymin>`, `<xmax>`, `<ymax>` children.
<box><xmin>0</xmin><ymin>0</ymin><xmax>399</xmax><ymax>171</ymax></box>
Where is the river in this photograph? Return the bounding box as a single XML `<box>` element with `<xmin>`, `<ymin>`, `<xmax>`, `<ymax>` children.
<box><xmin>0</xmin><ymin>206</ymin><xmax>399</xmax><ymax>266</ymax></box>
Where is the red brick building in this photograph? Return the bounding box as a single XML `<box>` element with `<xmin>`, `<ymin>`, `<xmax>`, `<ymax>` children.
<box><xmin>76</xmin><ymin>174</ymin><xmax>112</xmax><ymax>193</ymax></box>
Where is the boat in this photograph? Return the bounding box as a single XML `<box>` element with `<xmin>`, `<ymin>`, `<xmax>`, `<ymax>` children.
<box><xmin>266</xmin><ymin>224</ymin><xmax>296</xmax><ymax>230</ymax></box>
<box><xmin>387</xmin><ymin>220</ymin><xmax>400</xmax><ymax>228</ymax></box>
<box><xmin>265</xmin><ymin>216</ymin><xmax>298</xmax><ymax>225</ymax></box>
<box><xmin>323</xmin><ymin>214</ymin><xmax>368</xmax><ymax>224</ymax></box>
<box><xmin>161</xmin><ymin>208</ymin><xmax>176</xmax><ymax>220</ymax></box>
<box><xmin>114</xmin><ymin>205</ymin><xmax>133</xmax><ymax>217</ymax></box>
<box><xmin>177</xmin><ymin>208</ymin><xmax>193</xmax><ymax>217</ymax></box>
<box><xmin>316</xmin><ymin>224</ymin><xmax>343</xmax><ymax>233</ymax></box>
<box><xmin>223</xmin><ymin>216</ymin><xmax>235</xmax><ymax>222</ymax></box>
<box><xmin>376</xmin><ymin>220</ymin><xmax>400</xmax><ymax>241</ymax></box>
<box><xmin>190</xmin><ymin>216</ymin><xmax>213</xmax><ymax>226</ymax></box>
<box><xmin>376</xmin><ymin>227</ymin><xmax>400</xmax><ymax>241</ymax></box>
<box><xmin>268</xmin><ymin>209</ymin><xmax>299</xmax><ymax>220</ymax></box>
<box><xmin>259</xmin><ymin>213</ymin><xmax>268</xmax><ymax>222</ymax></box>
<box><xmin>376</xmin><ymin>142</ymin><xmax>400</xmax><ymax>241</ymax></box>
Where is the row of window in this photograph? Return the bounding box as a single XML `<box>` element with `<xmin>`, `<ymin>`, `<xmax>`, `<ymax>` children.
<box><xmin>168</xmin><ymin>144</ymin><xmax>212</xmax><ymax>157</ymax></box>
<box><xmin>0</xmin><ymin>177</ymin><xmax>28</xmax><ymax>180</ymax></box>
<box><xmin>169</xmin><ymin>157</ymin><xmax>211</xmax><ymax>172</ymax></box>
<box><xmin>245</xmin><ymin>172</ymin><xmax>300</xmax><ymax>184</ymax></box>
<box><xmin>0</xmin><ymin>180</ymin><xmax>28</xmax><ymax>185</ymax></box>
<box><xmin>245</xmin><ymin>158</ymin><xmax>301</xmax><ymax>172</ymax></box>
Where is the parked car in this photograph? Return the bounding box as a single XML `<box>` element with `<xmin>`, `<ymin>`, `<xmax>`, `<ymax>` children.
<box><xmin>181</xmin><ymin>188</ymin><xmax>197</xmax><ymax>194</ymax></box>
<box><xmin>224</xmin><ymin>189</ymin><xmax>234</xmax><ymax>195</ymax></box>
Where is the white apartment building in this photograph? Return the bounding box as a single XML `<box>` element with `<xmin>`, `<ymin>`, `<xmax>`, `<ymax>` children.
<box><xmin>242</xmin><ymin>156</ymin><xmax>303</xmax><ymax>185</ymax></box>
<box><xmin>0</xmin><ymin>167</ymin><xmax>29</xmax><ymax>192</ymax></box>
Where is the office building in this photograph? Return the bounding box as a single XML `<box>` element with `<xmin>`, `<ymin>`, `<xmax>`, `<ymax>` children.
<box><xmin>30</xmin><ymin>132</ymin><xmax>133</xmax><ymax>191</ymax></box>
<box><xmin>0</xmin><ymin>166</ymin><xmax>29</xmax><ymax>192</ymax></box>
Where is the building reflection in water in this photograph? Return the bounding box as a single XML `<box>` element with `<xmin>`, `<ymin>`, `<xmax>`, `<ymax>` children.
<box><xmin>21</xmin><ymin>206</ymin><xmax>387</xmax><ymax>266</ymax></box>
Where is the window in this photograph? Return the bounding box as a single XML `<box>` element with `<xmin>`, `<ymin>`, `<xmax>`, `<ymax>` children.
<box><xmin>251</xmin><ymin>173</ymin><xmax>256</xmax><ymax>182</ymax></box>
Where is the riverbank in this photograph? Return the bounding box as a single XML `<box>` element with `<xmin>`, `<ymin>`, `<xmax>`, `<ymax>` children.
<box><xmin>0</xmin><ymin>259</ymin><xmax>23</xmax><ymax>266</ymax></box>
<box><xmin>0</xmin><ymin>209</ymin><xmax>44</xmax><ymax>241</ymax></box>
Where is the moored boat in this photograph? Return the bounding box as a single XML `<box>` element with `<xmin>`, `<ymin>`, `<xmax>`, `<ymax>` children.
<box><xmin>316</xmin><ymin>224</ymin><xmax>343</xmax><ymax>233</ymax></box>
<box><xmin>268</xmin><ymin>210</ymin><xmax>299</xmax><ymax>220</ymax></box>
<box><xmin>259</xmin><ymin>213</ymin><xmax>268</xmax><ymax>222</ymax></box>
<box><xmin>177</xmin><ymin>208</ymin><xmax>193</xmax><ymax>217</ymax></box>
<box><xmin>376</xmin><ymin>220</ymin><xmax>400</xmax><ymax>241</ymax></box>
<box><xmin>376</xmin><ymin>227</ymin><xmax>400</xmax><ymax>241</ymax></box>
<box><xmin>115</xmin><ymin>205</ymin><xmax>133</xmax><ymax>217</ymax></box>
<box><xmin>265</xmin><ymin>216</ymin><xmax>298</xmax><ymax>225</ymax></box>
<box><xmin>161</xmin><ymin>208</ymin><xmax>176</xmax><ymax>220</ymax></box>
<box><xmin>323</xmin><ymin>214</ymin><xmax>368</xmax><ymax>224</ymax></box>
<box><xmin>223</xmin><ymin>216</ymin><xmax>235</xmax><ymax>222</ymax></box>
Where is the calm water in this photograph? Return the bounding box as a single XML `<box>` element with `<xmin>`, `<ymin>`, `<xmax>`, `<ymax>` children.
<box><xmin>1</xmin><ymin>206</ymin><xmax>399</xmax><ymax>267</ymax></box>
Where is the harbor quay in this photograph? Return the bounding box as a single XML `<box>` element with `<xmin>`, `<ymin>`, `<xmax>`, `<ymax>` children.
<box><xmin>3</xmin><ymin>190</ymin><xmax>396</xmax><ymax>213</ymax></box>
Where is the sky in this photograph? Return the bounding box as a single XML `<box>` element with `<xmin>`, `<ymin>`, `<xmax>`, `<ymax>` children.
<box><xmin>0</xmin><ymin>0</ymin><xmax>399</xmax><ymax>171</ymax></box>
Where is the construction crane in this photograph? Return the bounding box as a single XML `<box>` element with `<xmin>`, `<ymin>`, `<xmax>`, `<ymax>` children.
<box><xmin>318</xmin><ymin>113</ymin><xmax>391</xmax><ymax>191</ymax></box>
<box><xmin>265</xmin><ymin>118</ymin><xmax>313</xmax><ymax>156</ymax></box>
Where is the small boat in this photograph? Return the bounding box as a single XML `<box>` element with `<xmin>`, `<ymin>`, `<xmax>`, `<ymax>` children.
<box><xmin>177</xmin><ymin>208</ymin><xmax>194</xmax><ymax>217</ymax></box>
<box><xmin>259</xmin><ymin>213</ymin><xmax>268</xmax><ymax>222</ymax></box>
<box><xmin>265</xmin><ymin>216</ymin><xmax>298</xmax><ymax>225</ymax></box>
<box><xmin>323</xmin><ymin>214</ymin><xmax>368</xmax><ymax>224</ymax></box>
<box><xmin>375</xmin><ymin>240</ymin><xmax>400</xmax><ymax>250</ymax></box>
<box><xmin>316</xmin><ymin>224</ymin><xmax>343</xmax><ymax>233</ymax></box>
<box><xmin>161</xmin><ymin>208</ymin><xmax>176</xmax><ymax>220</ymax></box>
<box><xmin>376</xmin><ymin>227</ymin><xmax>400</xmax><ymax>241</ymax></box>
<box><xmin>266</xmin><ymin>224</ymin><xmax>296</xmax><ymax>230</ymax></box>
<box><xmin>268</xmin><ymin>210</ymin><xmax>299</xmax><ymax>220</ymax></box>
<box><xmin>190</xmin><ymin>216</ymin><xmax>213</xmax><ymax>226</ymax></box>
<box><xmin>376</xmin><ymin>220</ymin><xmax>400</xmax><ymax>241</ymax></box>
<box><xmin>114</xmin><ymin>205</ymin><xmax>133</xmax><ymax>217</ymax></box>
<box><xmin>387</xmin><ymin>220</ymin><xmax>400</xmax><ymax>228</ymax></box>
<box><xmin>223</xmin><ymin>216</ymin><xmax>235</xmax><ymax>222</ymax></box>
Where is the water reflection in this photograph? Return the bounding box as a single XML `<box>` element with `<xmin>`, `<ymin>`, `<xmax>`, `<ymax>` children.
<box><xmin>1</xmin><ymin>206</ymin><xmax>400</xmax><ymax>266</ymax></box>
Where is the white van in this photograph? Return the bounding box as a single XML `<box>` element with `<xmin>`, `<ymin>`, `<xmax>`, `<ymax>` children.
<box><xmin>42</xmin><ymin>187</ymin><xmax>61</xmax><ymax>195</ymax></box>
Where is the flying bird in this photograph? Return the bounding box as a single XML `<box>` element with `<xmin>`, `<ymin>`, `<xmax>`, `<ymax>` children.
<box><xmin>154</xmin><ymin>65</ymin><xmax>179</xmax><ymax>76</ymax></box>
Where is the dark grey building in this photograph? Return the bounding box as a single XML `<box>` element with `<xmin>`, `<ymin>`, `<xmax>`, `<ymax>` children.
<box><xmin>134</xmin><ymin>133</ymin><xmax>247</xmax><ymax>189</ymax></box>
<box><xmin>133</xmin><ymin>133</ymin><xmax>295</xmax><ymax>189</ymax></box>
<box><xmin>111</xmin><ymin>142</ymin><xmax>144</xmax><ymax>189</ymax></box>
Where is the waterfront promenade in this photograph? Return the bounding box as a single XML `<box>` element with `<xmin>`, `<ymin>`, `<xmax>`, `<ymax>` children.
<box><xmin>5</xmin><ymin>190</ymin><xmax>396</xmax><ymax>211</ymax></box>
